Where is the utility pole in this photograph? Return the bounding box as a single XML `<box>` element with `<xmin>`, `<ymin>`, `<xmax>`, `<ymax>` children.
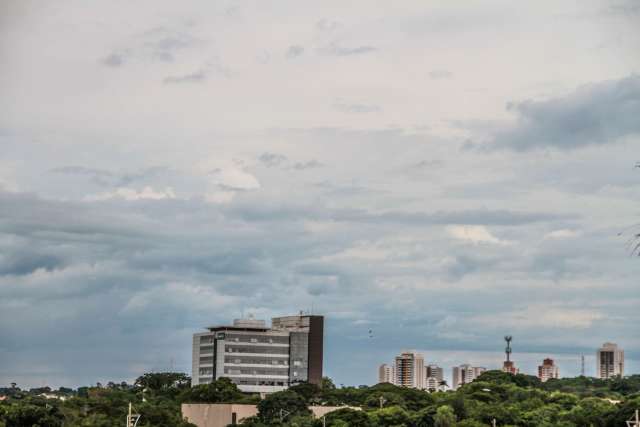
<box><xmin>279</xmin><ymin>409</ymin><xmax>291</xmax><ymax>423</ymax></box>
<box><xmin>126</xmin><ymin>402</ymin><xmax>141</xmax><ymax>427</ymax></box>
<box><xmin>580</xmin><ymin>354</ymin><xmax>585</xmax><ymax>377</ymax></box>
<box><xmin>627</xmin><ymin>409</ymin><xmax>640</xmax><ymax>427</ymax></box>
<box><xmin>379</xmin><ymin>396</ymin><xmax>387</xmax><ymax>409</ymax></box>
<box><xmin>492</xmin><ymin>419</ymin><xmax>497</xmax><ymax>427</ymax></box>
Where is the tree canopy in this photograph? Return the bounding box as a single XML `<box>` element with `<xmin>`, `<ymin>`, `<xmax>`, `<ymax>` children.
<box><xmin>1</xmin><ymin>372</ymin><xmax>639</xmax><ymax>427</ymax></box>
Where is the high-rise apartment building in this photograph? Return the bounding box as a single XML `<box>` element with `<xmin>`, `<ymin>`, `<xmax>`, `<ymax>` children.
<box><xmin>537</xmin><ymin>358</ymin><xmax>559</xmax><ymax>382</ymax></box>
<box><xmin>378</xmin><ymin>364</ymin><xmax>395</xmax><ymax>384</ymax></box>
<box><xmin>425</xmin><ymin>376</ymin><xmax>440</xmax><ymax>392</ymax></box>
<box><xmin>452</xmin><ymin>364</ymin><xmax>486</xmax><ymax>389</ymax></box>
<box><xmin>596</xmin><ymin>342</ymin><xmax>624</xmax><ymax>379</ymax></box>
<box><xmin>424</xmin><ymin>364</ymin><xmax>444</xmax><ymax>391</ymax></box>
<box><xmin>395</xmin><ymin>352</ymin><xmax>425</xmax><ymax>389</ymax></box>
<box><xmin>192</xmin><ymin>314</ymin><xmax>323</xmax><ymax>393</ymax></box>
<box><xmin>426</xmin><ymin>364</ymin><xmax>444</xmax><ymax>382</ymax></box>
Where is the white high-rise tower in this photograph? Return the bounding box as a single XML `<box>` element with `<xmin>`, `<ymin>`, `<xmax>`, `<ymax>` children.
<box><xmin>596</xmin><ymin>342</ymin><xmax>624</xmax><ymax>379</ymax></box>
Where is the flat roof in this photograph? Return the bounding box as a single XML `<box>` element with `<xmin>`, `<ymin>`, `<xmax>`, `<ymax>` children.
<box><xmin>206</xmin><ymin>326</ymin><xmax>270</xmax><ymax>332</ymax></box>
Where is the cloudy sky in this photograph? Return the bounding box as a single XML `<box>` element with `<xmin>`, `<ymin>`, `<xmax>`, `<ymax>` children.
<box><xmin>1</xmin><ymin>0</ymin><xmax>639</xmax><ymax>389</ymax></box>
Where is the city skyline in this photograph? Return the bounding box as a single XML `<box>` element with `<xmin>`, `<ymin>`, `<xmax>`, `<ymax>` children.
<box><xmin>1</xmin><ymin>0</ymin><xmax>639</xmax><ymax>390</ymax></box>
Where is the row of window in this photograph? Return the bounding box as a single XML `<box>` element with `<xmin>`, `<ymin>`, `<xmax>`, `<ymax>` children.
<box><xmin>225</xmin><ymin>334</ymin><xmax>289</xmax><ymax>345</ymax></box>
<box><xmin>224</xmin><ymin>368</ymin><xmax>289</xmax><ymax>376</ymax></box>
<box><xmin>224</xmin><ymin>357</ymin><xmax>289</xmax><ymax>366</ymax></box>
<box><xmin>225</xmin><ymin>346</ymin><xmax>289</xmax><ymax>355</ymax></box>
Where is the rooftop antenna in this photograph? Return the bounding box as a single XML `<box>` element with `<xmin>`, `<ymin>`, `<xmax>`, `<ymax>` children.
<box><xmin>581</xmin><ymin>354</ymin><xmax>585</xmax><ymax>376</ymax></box>
<box><xmin>504</xmin><ymin>336</ymin><xmax>513</xmax><ymax>362</ymax></box>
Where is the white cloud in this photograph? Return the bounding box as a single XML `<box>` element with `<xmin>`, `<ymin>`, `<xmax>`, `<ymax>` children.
<box><xmin>85</xmin><ymin>186</ymin><xmax>176</xmax><ymax>201</ymax></box>
<box><xmin>545</xmin><ymin>229</ymin><xmax>581</xmax><ymax>239</ymax></box>
<box><xmin>470</xmin><ymin>306</ymin><xmax>605</xmax><ymax>330</ymax></box>
<box><xmin>446</xmin><ymin>225</ymin><xmax>509</xmax><ymax>245</ymax></box>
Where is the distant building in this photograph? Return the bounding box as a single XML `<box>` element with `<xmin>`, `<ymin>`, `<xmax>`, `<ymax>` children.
<box><xmin>424</xmin><ymin>364</ymin><xmax>444</xmax><ymax>391</ymax></box>
<box><xmin>597</xmin><ymin>342</ymin><xmax>624</xmax><ymax>379</ymax></box>
<box><xmin>502</xmin><ymin>360</ymin><xmax>519</xmax><ymax>374</ymax></box>
<box><xmin>395</xmin><ymin>352</ymin><xmax>425</xmax><ymax>389</ymax></box>
<box><xmin>426</xmin><ymin>364</ymin><xmax>444</xmax><ymax>382</ymax></box>
<box><xmin>192</xmin><ymin>314</ymin><xmax>323</xmax><ymax>393</ymax></box>
<box><xmin>537</xmin><ymin>358</ymin><xmax>559</xmax><ymax>382</ymax></box>
<box><xmin>424</xmin><ymin>376</ymin><xmax>440</xmax><ymax>392</ymax></box>
<box><xmin>378</xmin><ymin>364</ymin><xmax>395</xmax><ymax>384</ymax></box>
<box><xmin>182</xmin><ymin>404</ymin><xmax>361</xmax><ymax>427</ymax></box>
<box><xmin>452</xmin><ymin>364</ymin><xmax>486</xmax><ymax>389</ymax></box>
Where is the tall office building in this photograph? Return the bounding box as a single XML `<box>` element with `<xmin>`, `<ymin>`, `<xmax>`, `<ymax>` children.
<box><xmin>395</xmin><ymin>352</ymin><xmax>425</xmax><ymax>389</ymax></box>
<box><xmin>597</xmin><ymin>342</ymin><xmax>624</xmax><ymax>379</ymax></box>
<box><xmin>537</xmin><ymin>358</ymin><xmax>559</xmax><ymax>382</ymax></box>
<box><xmin>452</xmin><ymin>364</ymin><xmax>486</xmax><ymax>389</ymax></box>
<box><xmin>192</xmin><ymin>314</ymin><xmax>324</xmax><ymax>393</ymax></box>
<box><xmin>378</xmin><ymin>364</ymin><xmax>396</xmax><ymax>384</ymax></box>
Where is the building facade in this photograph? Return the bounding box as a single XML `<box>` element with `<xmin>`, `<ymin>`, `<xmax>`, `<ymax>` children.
<box><xmin>537</xmin><ymin>358</ymin><xmax>559</xmax><ymax>382</ymax></box>
<box><xmin>394</xmin><ymin>352</ymin><xmax>425</xmax><ymax>389</ymax></box>
<box><xmin>452</xmin><ymin>364</ymin><xmax>486</xmax><ymax>390</ymax></box>
<box><xmin>425</xmin><ymin>364</ymin><xmax>444</xmax><ymax>391</ymax></box>
<box><xmin>192</xmin><ymin>314</ymin><xmax>323</xmax><ymax>393</ymax></box>
<box><xmin>378</xmin><ymin>364</ymin><xmax>395</xmax><ymax>384</ymax></box>
<box><xmin>597</xmin><ymin>342</ymin><xmax>624</xmax><ymax>379</ymax></box>
<box><xmin>426</xmin><ymin>364</ymin><xmax>444</xmax><ymax>382</ymax></box>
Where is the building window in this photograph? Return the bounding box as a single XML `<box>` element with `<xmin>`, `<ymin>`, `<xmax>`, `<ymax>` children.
<box><xmin>293</xmin><ymin>361</ymin><xmax>301</xmax><ymax>366</ymax></box>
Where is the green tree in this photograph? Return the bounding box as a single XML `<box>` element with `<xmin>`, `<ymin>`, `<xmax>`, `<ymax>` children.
<box><xmin>288</xmin><ymin>382</ymin><xmax>321</xmax><ymax>403</ymax></box>
<box><xmin>323</xmin><ymin>408</ymin><xmax>372</xmax><ymax>427</ymax></box>
<box><xmin>257</xmin><ymin>390</ymin><xmax>311</xmax><ymax>424</ymax></box>
<box><xmin>134</xmin><ymin>372</ymin><xmax>190</xmax><ymax>391</ymax></box>
<box><xmin>179</xmin><ymin>378</ymin><xmax>244</xmax><ymax>403</ymax></box>
<box><xmin>2</xmin><ymin>403</ymin><xmax>64</xmax><ymax>427</ymax></box>
<box><xmin>370</xmin><ymin>406</ymin><xmax>412</xmax><ymax>427</ymax></box>
<box><xmin>434</xmin><ymin>405</ymin><xmax>456</xmax><ymax>427</ymax></box>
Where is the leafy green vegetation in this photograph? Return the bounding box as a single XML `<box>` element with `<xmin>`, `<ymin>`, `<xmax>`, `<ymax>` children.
<box><xmin>1</xmin><ymin>371</ymin><xmax>639</xmax><ymax>426</ymax></box>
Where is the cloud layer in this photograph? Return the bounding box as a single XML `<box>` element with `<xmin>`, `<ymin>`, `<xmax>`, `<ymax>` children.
<box><xmin>0</xmin><ymin>0</ymin><xmax>639</xmax><ymax>389</ymax></box>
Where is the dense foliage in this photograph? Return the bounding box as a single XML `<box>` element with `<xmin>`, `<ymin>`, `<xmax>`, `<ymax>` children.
<box><xmin>1</xmin><ymin>371</ymin><xmax>639</xmax><ymax>426</ymax></box>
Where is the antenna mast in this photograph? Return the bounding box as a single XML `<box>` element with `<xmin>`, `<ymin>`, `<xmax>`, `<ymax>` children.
<box><xmin>504</xmin><ymin>336</ymin><xmax>512</xmax><ymax>362</ymax></box>
<box><xmin>581</xmin><ymin>354</ymin><xmax>585</xmax><ymax>377</ymax></box>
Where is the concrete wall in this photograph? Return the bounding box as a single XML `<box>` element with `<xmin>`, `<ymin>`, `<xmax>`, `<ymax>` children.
<box><xmin>182</xmin><ymin>404</ymin><xmax>258</xmax><ymax>427</ymax></box>
<box><xmin>182</xmin><ymin>404</ymin><xmax>359</xmax><ymax>427</ymax></box>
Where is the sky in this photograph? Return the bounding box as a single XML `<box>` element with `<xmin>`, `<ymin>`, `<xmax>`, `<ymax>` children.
<box><xmin>1</xmin><ymin>0</ymin><xmax>639</xmax><ymax>389</ymax></box>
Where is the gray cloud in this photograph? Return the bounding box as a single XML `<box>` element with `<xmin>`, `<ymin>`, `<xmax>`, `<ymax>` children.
<box><xmin>163</xmin><ymin>70</ymin><xmax>206</xmax><ymax>84</ymax></box>
<box><xmin>258</xmin><ymin>152</ymin><xmax>287</xmax><ymax>167</ymax></box>
<box><xmin>50</xmin><ymin>166</ymin><xmax>172</xmax><ymax>187</ymax></box>
<box><xmin>488</xmin><ymin>75</ymin><xmax>640</xmax><ymax>151</ymax></box>
<box><xmin>286</xmin><ymin>45</ymin><xmax>304</xmax><ymax>59</ymax></box>
<box><xmin>315</xmin><ymin>19</ymin><xmax>340</xmax><ymax>32</ymax></box>
<box><xmin>321</xmin><ymin>43</ymin><xmax>377</xmax><ymax>56</ymax></box>
<box><xmin>2</xmin><ymin>1</ymin><xmax>640</xmax><ymax>389</ymax></box>
<box><xmin>292</xmin><ymin>160</ymin><xmax>323</xmax><ymax>170</ymax></box>
<box><xmin>101</xmin><ymin>52</ymin><xmax>127</xmax><ymax>67</ymax></box>
<box><xmin>428</xmin><ymin>70</ymin><xmax>453</xmax><ymax>79</ymax></box>
<box><xmin>411</xmin><ymin>159</ymin><xmax>443</xmax><ymax>169</ymax></box>
<box><xmin>102</xmin><ymin>25</ymin><xmax>201</xmax><ymax>68</ymax></box>
<box><xmin>333</xmin><ymin>103</ymin><xmax>382</xmax><ymax>113</ymax></box>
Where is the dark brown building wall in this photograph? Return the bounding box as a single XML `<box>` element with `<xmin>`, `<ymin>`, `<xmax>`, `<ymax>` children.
<box><xmin>307</xmin><ymin>316</ymin><xmax>324</xmax><ymax>385</ymax></box>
